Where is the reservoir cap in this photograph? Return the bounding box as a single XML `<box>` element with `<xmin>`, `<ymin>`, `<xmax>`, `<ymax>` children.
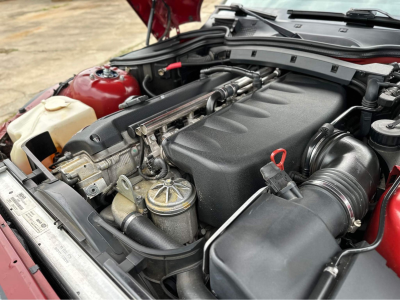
<box><xmin>371</xmin><ymin>119</ymin><xmax>400</xmax><ymax>147</ymax></box>
<box><xmin>43</xmin><ymin>97</ymin><xmax>71</xmax><ymax>111</ymax></box>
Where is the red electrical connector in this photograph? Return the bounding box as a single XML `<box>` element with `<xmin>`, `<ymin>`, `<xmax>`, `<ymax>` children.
<box><xmin>158</xmin><ymin>62</ymin><xmax>182</xmax><ymax>76</ymax></box>
<box><xmin>165</xmin><ymin>62</ymin><xmax>182</xmax><ymax>71</ymax></box>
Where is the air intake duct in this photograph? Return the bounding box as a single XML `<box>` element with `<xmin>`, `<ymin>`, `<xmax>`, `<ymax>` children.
<box><xmin>208</xmin><ymin>125</ymin><xmax>381</xmax><ymax>299</ymax></box>
<box><xmin>298</xmin><ymin>124</ymin><xmax>380</xmax><ymax>236</ymax></box>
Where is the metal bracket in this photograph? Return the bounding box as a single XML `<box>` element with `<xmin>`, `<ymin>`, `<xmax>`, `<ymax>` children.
<box><xmin>116</xmin><ymin>175</ymin><xmax>135</xmax><ymax>203</ymax></box>
<box><xmin>29</xmin><ymin>264</ymin><xmax>40</xmax><ymax>274</ymax></box>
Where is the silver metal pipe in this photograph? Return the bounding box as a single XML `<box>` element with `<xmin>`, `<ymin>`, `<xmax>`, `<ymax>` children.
<box><xmin>237</xmin><ymin>68</ymin><xmax>280</xmax><ymax>94</ymax></box>
<box><xmin>234</xmin><ymin>67</ymin><xmax>273</xmax><ymax>88</ymax></box>
<box><xmin>140</xmin><ymin>92</ymin><xmax>214</xmax><ymax>135</ymax></box>
<box><xmin>139</xmin><ymin>67</ymin><xmax>276</xmax><ymax>136</ymax></box>
<box><xmin>330</xmin><ymin>105</ymin><xmax>383</xmax><ymax>126</ymax></box>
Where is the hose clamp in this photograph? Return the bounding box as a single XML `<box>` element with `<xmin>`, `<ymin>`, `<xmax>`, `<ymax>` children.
<box><xmin>324</xmin><ymin>266</ymin><xmax>338</xmax><ymax>277</ymax></box>
<box><xmin>302</xmin><ymin>179</ymin><xmax>358</xmax><ymax>232</ymax></box>
<box><xmin>122</xmin><ymin>213</ymin><xmax>139</xmax><ymax>233</ymax></box>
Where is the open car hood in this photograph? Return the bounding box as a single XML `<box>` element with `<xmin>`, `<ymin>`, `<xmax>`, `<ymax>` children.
<box><xmin>126</xmin><ymin>0</ymin><xmax>204</xmax><ymax>39</ymax></box>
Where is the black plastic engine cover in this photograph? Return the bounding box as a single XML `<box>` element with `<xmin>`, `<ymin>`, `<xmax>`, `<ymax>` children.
<box><xmin>163</xmin><ymin>73</ymin><xmax>345</xmax><ymax>227</ymax></box>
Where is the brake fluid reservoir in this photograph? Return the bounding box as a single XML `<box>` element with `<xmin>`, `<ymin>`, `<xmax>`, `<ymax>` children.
<box><xmin>7</xmin><ymin>96</ymin><xmax>97</xmax><ymax>174</ymax></box>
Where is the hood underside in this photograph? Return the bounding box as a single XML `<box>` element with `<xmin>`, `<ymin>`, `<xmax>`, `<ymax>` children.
<box><xmin>126</xmin><ymin>0</ymin><xmax>204</xmax><ymax>39</ymax></box>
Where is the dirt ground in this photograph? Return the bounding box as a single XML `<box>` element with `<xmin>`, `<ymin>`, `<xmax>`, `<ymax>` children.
<box><xmin>0</xmin><ymin>0</ymin><xmax>221</xmax><ymax>122</ymax></box>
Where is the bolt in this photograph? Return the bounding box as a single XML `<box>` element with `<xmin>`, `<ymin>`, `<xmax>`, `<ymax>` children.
<box><xmin>89</xmin><ymin>73</ymin><xmax>95</xmax><ymax>80</ymax></box>
<box><xmin>354</xmin><ymin>219</ymin><xmax>362</xmax><ymax>227</ymax></box>
<box><xmin>119</xmin><ymin>75</ymin><xmax>125</xmax><ymax>81</ymax></box>
<box><xmin>158</xmin><ymin>68</ymin><xmax>166</xmax><ymax>76</ymax></box>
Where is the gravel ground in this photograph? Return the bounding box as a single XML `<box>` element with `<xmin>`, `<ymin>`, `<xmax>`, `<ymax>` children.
<box><xmin>0</xmin><ymin>0</ymin><xmax>220</xmax><ymax>122</ymax></box>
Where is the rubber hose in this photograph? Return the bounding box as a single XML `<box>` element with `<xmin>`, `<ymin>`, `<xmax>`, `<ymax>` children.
<box><xmin>362</xmin><ymin>77</ymin><xmax>380</xmax><ymax>108</ymax></box>
<box><xmin>177</xmin><ymin>266</ymin><xmax>216</xmax><ymax>300</ymax></box>
<box><xmin>122</xmin><ymin>213</ymin><xmax>181</xmax><ymax>249</ymax></box>
<box><xmin>206</xmin><ymin>90</ymin><xmax>224</xmax><ymax>115</ymax></box>
<box><xmin>138</xmin><ymin>157</ymin><xmax>169</xmax><ymax>180</ymax></box>
<box><xmin>122</xmin><ymin>213</ymin><xmax>215</xmax><ymax>299</ymax></box>
<box><xmin>200</xmin><ymin>66</ymin><xmax>261</xmax><ymax>89</ymax></box>
<box><xmin>298</xmin><ymin>129</ymin><xmax>380</xmax><ymax>237</ymax></box>
<box><xmin>143</xmin><ymin>75</ymin><xmax>156</xmax><ymax>97</ymax></box>
<box><xmin>152</xmin><ymin>157</ymin><xmax>169</xmax><ymax>179</ymax></box>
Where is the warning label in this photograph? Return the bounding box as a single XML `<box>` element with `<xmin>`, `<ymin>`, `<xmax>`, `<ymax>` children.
<box><xmin>5</xmin><ymin>192</ymin><xmax>36</xmax><ymax>216</ymax></box>
<box><xmin>22</xmin><ymin>211</ymin><xmax>48</xmax><ymax>234</ymax></box>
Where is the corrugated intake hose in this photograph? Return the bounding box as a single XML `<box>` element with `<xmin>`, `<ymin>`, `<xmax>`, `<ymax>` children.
<box><xmin>298</xmin><ymin>124</ymin><xmax>380</xmax><ymax>237</ymax></box>
<box><xmin>122</xmin><ymin>213</ymin><xmax>181</xmax><ymax>249</ymax></box>
<box><xmin>121</xmin><ymin>213</ymin><xmax>215</xmax><ymax>299</ymax></box>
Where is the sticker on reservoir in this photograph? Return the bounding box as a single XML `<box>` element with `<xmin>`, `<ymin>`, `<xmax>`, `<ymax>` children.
<box><xmin>4</xmin><ymin>192</ymin><xmax>36</xmax><ymax>216</ymax></box>
<box><xmin>22</xmin><ymin>210</ymin><xmax>49</xmax><ymax>234</ymax></box>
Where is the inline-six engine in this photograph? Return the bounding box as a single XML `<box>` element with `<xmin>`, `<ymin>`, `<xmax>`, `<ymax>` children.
<box><xmin>54</xmin><ymin>70</ymin><xmax>345</xmax><ymax>227</ymax></box>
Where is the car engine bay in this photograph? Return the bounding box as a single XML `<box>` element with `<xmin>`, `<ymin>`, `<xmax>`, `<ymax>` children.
<box><xmin>2</xmin><ymin>24</ymin><xmax>400</xmax><ymax>299</ymax></box>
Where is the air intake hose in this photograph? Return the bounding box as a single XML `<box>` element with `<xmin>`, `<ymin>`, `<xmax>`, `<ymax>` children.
<box><xmin>121</xmin><ymin>213</ymin><xmax>215</xmax><ymax>299</ymax></box>
<box><xmin>122</xmin><ymin>213</ymin><xmax>181</xmax><ymax>249</ymax></box>
<box><xmin>297</xmin><ymin>124</ymin><xmax>380</xmax><ymax>237</ymax></box>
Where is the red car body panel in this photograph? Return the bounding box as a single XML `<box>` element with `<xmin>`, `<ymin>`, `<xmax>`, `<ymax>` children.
<box><xmin>126</xmin><ymin>0</ymin><xmax>204</xmax><ymax>38</ymax></box>
<box><xmin>366</xmin><ymin>166</ymin><xmax>400</xmax><ymax>277</ymax></box>
<box><xmin>0</xmin><ymin>215</ymin><xmax>59</xmax><ymax>299</ymax></box>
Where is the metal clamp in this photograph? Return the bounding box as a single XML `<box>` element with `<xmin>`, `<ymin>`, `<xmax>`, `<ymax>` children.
<box><xmin>324</xmin><ymin>266</ymin><xmax>338</xmax><ymax>277</ymax></box>
<box><xmin>302</xmin><ymin>179</ymin><xmax>358</xmax><ymax>232</ymax></box>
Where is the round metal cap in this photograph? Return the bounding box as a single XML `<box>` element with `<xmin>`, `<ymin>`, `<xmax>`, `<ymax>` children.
<box><xmin>146</xmin><ymin>178</ymin><xmax>196</xmax><ymax>216</ymax></box>
<box><xmin>371</xmin><ymin>119</ymin><xmax>400</xmax><ymax>147</ymax></box>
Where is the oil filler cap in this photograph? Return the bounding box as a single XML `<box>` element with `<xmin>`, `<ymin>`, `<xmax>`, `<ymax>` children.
<box><xmin>43</xmin><ymin>96</ymin><xmax>71</xmax><ymax>111</ymax></box>
<box><xmin>370</xmin><ymin>119</ymin><xmax>400</xmax><ymax>147</ymax></box>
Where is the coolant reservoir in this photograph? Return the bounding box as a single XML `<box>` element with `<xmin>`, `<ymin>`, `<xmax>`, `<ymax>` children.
<box><xmin>7</xmin><ymin>96</ymin><xmax>97</xmax><ymax>174</ymax></box>
<box><xmin>63</xmin><ymin>65</ymin><xmax>141</xmax><ymax>118</ymax></box>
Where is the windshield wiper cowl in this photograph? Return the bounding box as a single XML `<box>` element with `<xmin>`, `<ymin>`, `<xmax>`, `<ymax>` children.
<box><xmin>232</xmin><ymin>4</ymin><xmax>302</xmax><ymax>39</ymax></box>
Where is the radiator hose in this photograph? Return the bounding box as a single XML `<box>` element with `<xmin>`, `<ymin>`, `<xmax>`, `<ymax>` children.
<box><xmin>121</xmin><ymin>213</ymin><xmax>215</xmax><ymax>299</ymax></box>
